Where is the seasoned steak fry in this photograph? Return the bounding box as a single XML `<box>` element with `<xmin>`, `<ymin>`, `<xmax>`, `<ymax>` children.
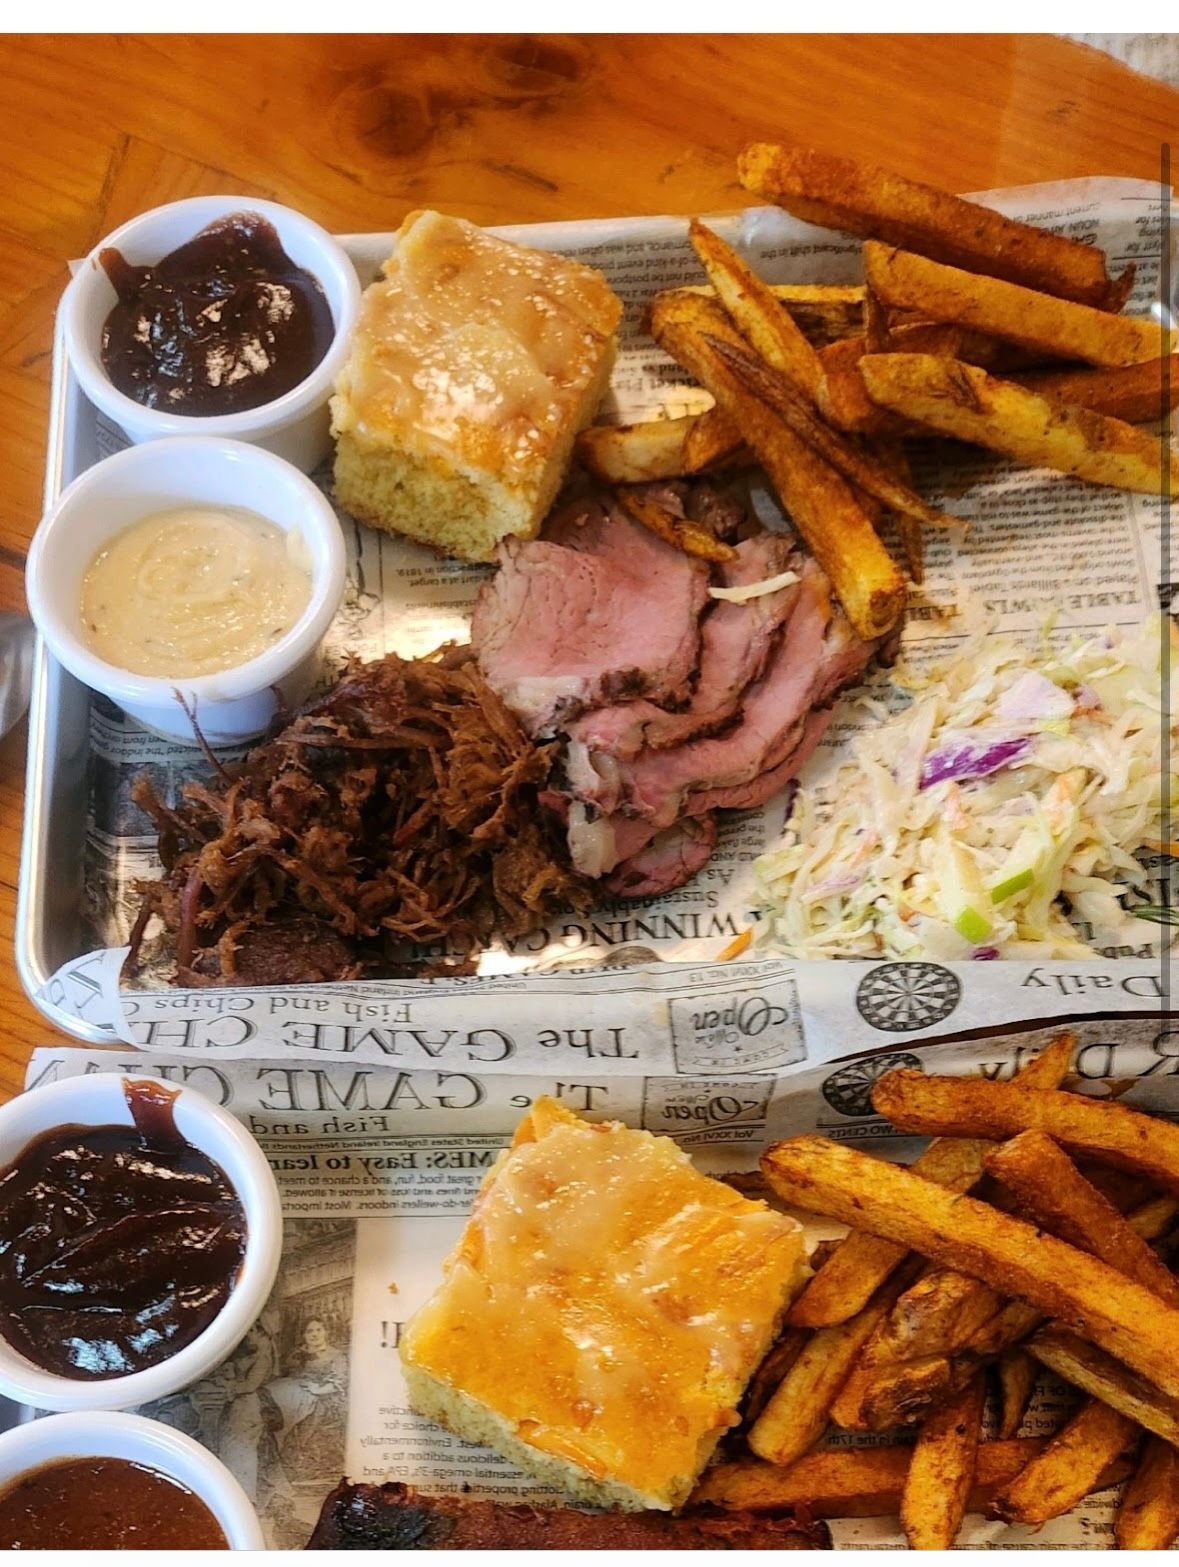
<box><xmin>760</xmin><ymin>1135</ymin><xmax>1179</xmax><ymax>1399</ymax></box>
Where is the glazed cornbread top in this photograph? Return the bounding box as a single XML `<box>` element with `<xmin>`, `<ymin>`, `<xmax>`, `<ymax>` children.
<box><xmin>400</xmin><ymin>1099</ymin><xmax>804</xmax><ymax>1508</ymax></box>
<box><xmin>330</xmin><ymin>211</ymin><xmax>621</xmax><ymax>473</ymax></box>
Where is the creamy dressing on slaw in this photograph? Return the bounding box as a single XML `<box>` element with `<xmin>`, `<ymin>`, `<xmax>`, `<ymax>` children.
<box><xmin>753</xmin><ymin>618</ymin><xmax>1176</xmax><ymax>961</ymax></box>
<box><xmin>80</xmin><ymin>504</ymin><xmax>312</xmax><ymax>678</ymax></box>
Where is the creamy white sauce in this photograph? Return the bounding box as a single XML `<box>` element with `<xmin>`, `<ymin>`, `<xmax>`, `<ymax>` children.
<box><xmin>80</xmin><ymin>505</ymin><xmax>312</xmax><ymax>677</ymax></box>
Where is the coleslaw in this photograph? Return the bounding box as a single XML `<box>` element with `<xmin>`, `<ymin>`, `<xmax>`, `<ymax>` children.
<box><xmin>754</xmin><ymin>617</ymin><xmax>1176</xmax><ymax>961</ymax></box>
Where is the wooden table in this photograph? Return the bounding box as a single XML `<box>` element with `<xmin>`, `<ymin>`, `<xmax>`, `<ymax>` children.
<box><xmin>0</xmin><ymin>33</ymin><xmax>1175</xmax><ymax>1100</ymax></box>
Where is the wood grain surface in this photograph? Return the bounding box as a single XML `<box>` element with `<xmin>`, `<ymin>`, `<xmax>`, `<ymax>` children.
<box><xmin>0</xmin><ymin>32</ymin><xmax>1175</xmax><ymax>1100</ymax></box>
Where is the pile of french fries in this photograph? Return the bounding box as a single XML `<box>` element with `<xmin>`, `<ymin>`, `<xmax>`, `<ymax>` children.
<box><xmin>693</xmin><ymin>1032</ymin><xmax>1179</xmax><ymax>1549</ymax></box>
<box><xmin>576</xmin><ymin>142</ymin><xmax>1178</xmax><ymax>643</ymax></box>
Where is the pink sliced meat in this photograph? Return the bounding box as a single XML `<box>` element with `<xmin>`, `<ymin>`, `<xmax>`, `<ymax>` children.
<box><xmin>565</xmin><ymin>533</ymin><xmax>800</xmax><ymax>770</ymax></box>
<box><xmin>603</xmin><ymin>815</ymin><xmax>718</xmax><ymax>899</ymax></box>
<box><xmin>688</xmin><ymin>708</ymin><xmax>834</xmax><ymax>814</ymax></box>
<box><xmin>565</xmin><ymin>803</ymin><xmax>658</xmax><ymax>881</ymax></box>
<box><xmin>585</xmin><ymin>560</ymin><xmax>833</xmax><ymax>829</ymax></box>
<box><xmin>567</xmin><ymin>581</ymin><xmax>876</xmax><ymax>892</ymax></box>
<box><xmin>471</xmin><ymin>498</ymin><xmax>708</xmax><ymax>737</ymax></box>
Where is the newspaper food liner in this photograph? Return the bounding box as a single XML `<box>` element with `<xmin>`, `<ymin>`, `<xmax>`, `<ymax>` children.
<box><xmin>43</xmin><ymin>175</ymin><xmax>1175</xmax><ymax>1066</ymax></box>
<box><xmin>26</xmin><ymin>1013</ymin><xmax>1179</xmax><ymax>1548</ymax></box>
<box><xmin>26</xmin><ymin>177</ymin><xmax>1177</xmax><ymax>1546</ymax></box>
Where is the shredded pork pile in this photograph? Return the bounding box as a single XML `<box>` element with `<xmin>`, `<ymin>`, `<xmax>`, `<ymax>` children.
<box><xmin>130</xmin><ymin>649</ymin><xmax>588</xmax><ymax>986</ymax></box>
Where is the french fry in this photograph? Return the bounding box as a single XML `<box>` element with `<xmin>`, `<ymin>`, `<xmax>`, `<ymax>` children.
<box><xmin>766</xmin><ymin>283</ymin><xmax>867</xmax><ymax>342</ymax></box>
<box><xmin>965</xmin><ymin>1193</ymin><xmax>1179</xmax><ymax>1361</ymax></box>
<box><xmin>991</xmin><ymin>1397</ymin><xmax>1138</xmax><ymax>1527</ymax></box>
<box><xmin>680</xmin><ymin>406</ymin><xmax>749</xmax><ymax>471</ymax></box>
<box><xmin>849</xmin><ymin>1191</ymin><xmax>1179</xmax><ymax>1431</ymax></box>
<box><xmin>859</xmin><ymin>355</ymin><xmax>1179</xmax><ymax>494</ymax></box>
<box><xmin>816</xmin><ymin>329</ymin><xmax>938</xmax><ymax>435</ymax></box>
<box><xmin>615</xmin><ymin>485</ymin><xmax>738</xmax><ymax>564</ymax></box>
<box><xmin>706</xmin><ymin>335</ymin><xmax>963</xmax><ymax>532</ymax></box>
<box><xmin>996</xmin><ymin>1348</ymin><xmax>1038</xmax><ymax>1440</ymax></box>
<box><xmin>873</xmin><ymin>1072</ymin><xmax>1179</xmax><ymax>1199</ymax></box>
<box><xmin>689</xmin><ymin>1437</ymin><xmax>1133</xmax><ymax>1519</ymax></box>
<box><xmin>790</xmin><ymin>1031</ymin><xmax>1076</xmax><ymax>1329</ymax></box>
<box><xmin>833</xmin><ymin>1345</ymin><xmax>969</xmax><ymax>1434</ymax></box>
<box><xmin>1116</xmin><ymin>1435</ymin><xmax>1179</xmax><ymax>1550</ymax></box>
<box><xmin>689</xmin><ymin>220</ymin><xmax>824</xmax><ymax>399</ymax></box>
<box><xmin>983</xmin><ymin>1130</ymin><xmax>1179</xmax><ymax>1307</ymax></box>
<box><xmin>874</xmin><ymin>437</ymin><xmax>924</xmax><ymax>583</ymax></box>
<box><xmin>647</xmin><ymin>289</ymin><xmax>904</xmax><ymax>639</ymax></box>
<box><xmin>976</xmin><ymin>1133</ymin><xmax>1154</xmax><ymax>1527</ymax></box>
<box><xmin>577</xmin><ymin>416</ymin><xmax>695</xmax><ymax>484</ymax></box>
<box><xmin>1016</xmin><ymin>358</ymin><xmax>1179</xmax><ymax>424</ymax></box>
<box><xmin>965</xmin><ymin>1298</ymin><xmax>1046</xmax><ymax>1360</ymax></box>
<box><xmin>747</xmin><ymin>1260</ymin><xmax>920</xmax><ymax>1467</ymax></box>
<box><xmin>737</xmin><ymin>141</ymin><xmax>1127</xmax><ymax>307</ymax></box>
<box><xmin>676</xmin><ymin>281</ymin><xmax>866</xmax><ymax>345</ymax></box>
<box><xmin>862</xmin><ymin>243</ymin><xmax>1171</xmax><ymax>366</ymax></box>
<box><xmin>832</xmin><ymin>1269</ymin><xmax>1003</xmax><ymax>1432</ymax></box>
<box><xmin>576</xmin><ymin>409</ymin><xmax>747</xmax><ymax>484</ymax></box>
<box><xmin>1029</xmin><ymin>1327</ymin><xmax>1179</xmax><ymax>1448</ymax></box>
<box><xmin>901</xmin><ymin>1371</ymin><xmax>985</xmax><ymax>1549</ymax></box>
<box><xmin>871</xmin><ymin>1268</ymin><xmax>1003</xmax><ymax>1363</ymax></box>
<box><xmin>759</xmin><ymin>1135</ymin><xmax>1179</xmax><ymax>1399</ymax></box>
<box><xmin>816</xmin><ymin>323</ymin><xmax>1061</xmax><ymax>434</ymax></box>
<box><xmin>740</xmin><ymin>1326</ymin><xmax>808</xmax><ymax>1425</ymax></box>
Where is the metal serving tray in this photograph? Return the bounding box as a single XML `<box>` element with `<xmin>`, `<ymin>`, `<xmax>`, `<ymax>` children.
<box><xmin>17</xmin><ymin>319</ymin><xmax>105</xmax><ymax>1041</ymax></box>
<box><xmin>18</xmin><ymin>219</ymin><xmax>682</xmax><ymax>1042</ymax></box>
<box><xmin>19</xmin><ymin>234</ymin><xmax>397</xmax><ymax>1042</ymax></box>
<box><xmin>19</xmin><ymin>194</ymin><xmax>1176</xmax><ymax>1048</ymax></box>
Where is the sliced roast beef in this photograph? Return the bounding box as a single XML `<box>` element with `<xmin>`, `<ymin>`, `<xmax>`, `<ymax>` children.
<box><xmin>689</xmin><ymin>708</ymin><xmax>833</xmax><ymax>814</ymax></box>
<box><xmin>566</xmin><ymin>802</ymin><xmax>658</xmax><ymax>880</ymax></box>
<box><xmin>475</xmin><ymin>478</ymin><xmax>880</xmax><ymax>905</ymax></box>
<box><xmin>566</xmin><ymin>577</ymin><xmax>877</xmax><ymax>887</ymax></box>
<box><xmin>604</xmin><ymin>815</ymin><xmax>718</xmax><ymax>898</ymax></box>
<box><xmin>578</xmin><ymin>559</ymin><xmax>832</xmax><ymax>828</ymax></box>
<box><xmin>565</xmin><ymin>533</ymin><xmax>800</xmax><ymax>771</ymax></box>
<box><xmin>471</xmin><ymin>498</ymin><xmax>708</xmax><ymax>737</ymax></box>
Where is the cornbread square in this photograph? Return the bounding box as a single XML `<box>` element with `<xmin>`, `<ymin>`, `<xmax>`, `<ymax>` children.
<box><xmin>330</xmin><ymin>211</ymin><xmax>622</xmax><ymax>563</ymax></box>
<box><xmin>400</xmin><ymin>1098</ymin><xmax>805</xmax><ymax>1512</ymax></box>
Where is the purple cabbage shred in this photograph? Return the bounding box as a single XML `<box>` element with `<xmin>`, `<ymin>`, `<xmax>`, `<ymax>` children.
<box><xmin>920</xmin><ymin>735</ymin><xmax>1032</xmax><ymax>790</ymax></box>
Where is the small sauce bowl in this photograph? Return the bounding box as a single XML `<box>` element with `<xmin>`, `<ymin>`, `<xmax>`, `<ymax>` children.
<box><xmin>62</xmin><ymin>195</ymin><xmax>361</xmax><ymax>473</ymax></box>
<box><xmin>0</xmin><ymin>1074</ymin><xmax>281</xmax><ymax>1413</ymax></box>
<box><xmin>26</xmin><ymin>434</ymin><xmax>346</xmax><ymax>745</ymax></box>
<box><xmin>0</xmin><ymin>1411</ymin><xmax>265</xmax><ymax>1549</ymax></box>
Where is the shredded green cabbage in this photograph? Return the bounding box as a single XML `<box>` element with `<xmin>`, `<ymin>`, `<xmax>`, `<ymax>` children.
<box><xmin>753</xmin><ymin>617</ymin><xmax>1176</xmax><ymax>961</ymax></box>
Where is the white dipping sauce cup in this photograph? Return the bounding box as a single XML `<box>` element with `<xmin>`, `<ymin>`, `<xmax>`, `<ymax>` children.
<box><xmin>0</xmin><ymin>1073</ymin><xmax>282</xmax><ymax>1414</ymax></box>
<box><xmin>26</xmin><ymin>434</ymin><xmax>346</xmax><ymax>745</ymax></box>
<box><xmin>61</xmin><ymin>195</ymin><xmax>361</xmax><ymax>472</ymax></box>
<box><xmin>0</xmin><ymin>1411</ymin><xmax>265</xmax><ymax>1548</ymax></box>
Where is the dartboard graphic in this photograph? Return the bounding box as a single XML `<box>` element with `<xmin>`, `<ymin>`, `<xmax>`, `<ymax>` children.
<box><xmin>855</xmin><ymin>962</ymin><xmax>962</xmax><ymax>1032</ymax></box>
<box><xmin>821</xmin><ymin>1052</ymin><xmax>924</xmax><ymax>1117</ymax></box>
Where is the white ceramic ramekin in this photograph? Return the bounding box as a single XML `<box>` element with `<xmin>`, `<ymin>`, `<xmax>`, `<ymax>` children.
<box><xmin>61</xmin><ymin>195</ymin><xmax>361</xmax><ymax>472</ymax></box>
<box><xmin>0</xmin><ymin>1073</ymin><xmax>282</xmax><ymax>1414</ymax></box>
<box><xmin>0</xmin><ymin>1411</ymin><xmax>265</xmax><ymax>1549</ymax></box>
<box><xmin>26</xmin><ymin>434</ymin><xmax>346</xmax><ymax>745</ymax></box>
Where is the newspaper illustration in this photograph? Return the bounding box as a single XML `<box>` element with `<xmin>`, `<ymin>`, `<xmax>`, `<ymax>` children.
<box><xmin>39</xmin><ymin>174</ymin><xmax>1176</xmax><ymax>1064</ymax></box>
<box><xmin>26</xmin><ymin>1010</ymin><xmax>1178</xmax><ymax>1548</ymax></box>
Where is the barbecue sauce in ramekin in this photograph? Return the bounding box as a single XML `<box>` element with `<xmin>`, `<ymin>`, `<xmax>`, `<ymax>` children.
<box><xmin>99</xmin><ymin>211</ymin><xmax>333</xmax><ymax>415</ymax></box>
<box><xmin>0</xmin><ymin>1080</ymin><xmax>246</xmax><ymax>1379</ymax></box>
<box><xmin>0</xmin><ymin>1457</ymin><xmax>228</xmax><ymax>1549</ymax></box>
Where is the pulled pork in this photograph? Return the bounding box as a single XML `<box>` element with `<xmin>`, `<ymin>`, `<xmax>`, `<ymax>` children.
<box><xmin>130</xmin><ymin>649</ymin><xmax>588</xmax><ymax>986</ymax></box>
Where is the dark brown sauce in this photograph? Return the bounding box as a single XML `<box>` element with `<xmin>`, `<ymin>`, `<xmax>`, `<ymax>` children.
<box><xmin>100</xmin><ymin>211</ymin><xmax>333</xmax><ymax>415</ymax></box>
<box><xmin>0</xmin><ymin>1079</ymin><xmax>246</xmax><ymax>1379</ymax></box>
<box><xmin>0</xmin><ymin>1456</ymin><xmax>228</xmax><ymax>1549</ymax></box>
